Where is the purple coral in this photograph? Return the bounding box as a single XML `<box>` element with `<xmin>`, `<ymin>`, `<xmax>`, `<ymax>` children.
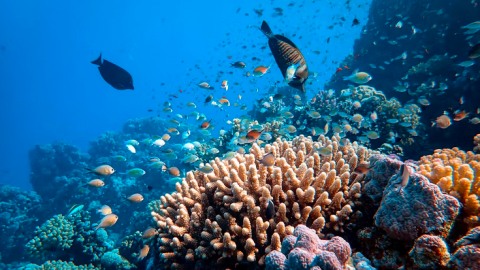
<box><xmin>364</xmin><ymin>154</ymin><xmax>403</xmax><ymax>202</ymax></box>
<box><xmin>374</xmin><ymin>168</ymin><xmax>460</xmax><ymax>241</ymax></box>
<box><xmin>266</xmin><ymin>225</ymin><xmax>351</xmax><ymax>270</ymax></box>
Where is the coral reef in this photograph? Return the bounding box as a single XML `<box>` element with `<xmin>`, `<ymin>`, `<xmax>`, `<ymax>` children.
<box><xmin>265</xmin><ymin>225</ymin><xmax>351</xmax><ymax>270</ymax></box>
<box><xmin>408</xmin><ymin>235</ymin><xmax>450</xmax><ymax>269</ymax></box>
<box><xmin>363</xmin><ymin>154</ymin><xmax>403</xmax><ymax>202</ymax></box>
<box><xmin>148</xmin><ymin>134</ymin><xmax>374</xmax><ymax>269</ymax></box>
<box><xmin>0</xmin><ymin>185</ymin><xmax>42</xmax><ymax>263</ymax></box>
<box><xmin>19</xmin><ymin>260</ymin><xmax>99</xmax><ymax>270</ymax></box>
<box><xmin>26</xmin><ymin>214</ymin><xmax>75</xmax><ymax>258</ymax></box>
<box><xmin>448</xmin><ymin>226</ymin><xmax>480</xmax><ymax>269</ymax></box>
<box><xmin>24</xmin><ymin>210</ymin><xmax>132</xmax><ymax>267</ymax></box>
<box><xmin>374</xmin><ymin>166</ymin><xmax>461</xmax><ymax>240</ymax></box>
<box><xmin>417</xmin><ymin>147</ymin><xmax>480</xmax><ymax>227</ymax></box>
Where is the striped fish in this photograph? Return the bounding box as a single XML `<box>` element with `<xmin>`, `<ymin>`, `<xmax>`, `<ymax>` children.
<box><xmin>260</xmin><ymin>21</ymin><xmax>309</xmax><ymax>92</ymax></box>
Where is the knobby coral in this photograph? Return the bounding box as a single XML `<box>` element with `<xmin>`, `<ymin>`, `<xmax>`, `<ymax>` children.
<box><xmin>417</xmin><ymin>147</ymin><xmax>480</xmax><ymax>226</ymax></box>
<box><xmin>26</xmin><ymin>215</ymin><xmax>75</xmax><ymax>258</ymax></box>
<box><xmin>265</xmin><ymin>225</ymin><xmax>351</xmax><ymax>270</ymax></box>
<box><xmin>148</xmin><ymin>134</ymin><xmax>374</xmax><ymax>269</ymax></box>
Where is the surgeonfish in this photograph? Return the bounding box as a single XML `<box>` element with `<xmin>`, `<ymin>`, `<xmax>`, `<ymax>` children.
<box><xmin>259</xmin><ymin>21</ymin><xmax>309</xmax><ymax>92</ymax></box>
<box><xmin>91</xmin><ymin>54</ymin><xmax>134</xmax><ymax>90</ymax></box>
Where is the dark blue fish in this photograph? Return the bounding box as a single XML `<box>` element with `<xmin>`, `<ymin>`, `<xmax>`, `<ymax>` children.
<box><xmin>91</xmin><ymin>54</ymin><xmax>134</xmax><ymax>90</ymax></box>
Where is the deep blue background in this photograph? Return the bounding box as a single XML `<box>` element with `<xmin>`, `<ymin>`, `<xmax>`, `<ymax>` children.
<box><xmin>0</xmin><ymin>0</ymin><xmax>370</xmax><ymax>190</ymax></box>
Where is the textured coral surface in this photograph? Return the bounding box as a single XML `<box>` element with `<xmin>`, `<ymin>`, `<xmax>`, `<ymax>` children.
<box><xmin>418</xmin><ymin>147</ymin><xmax>480</xmax><ymax>227</ymax></box>
<box><xmin>374</xmin><ymin>168</ymin><xmax>460</xmax><ymax>240</ymax></box>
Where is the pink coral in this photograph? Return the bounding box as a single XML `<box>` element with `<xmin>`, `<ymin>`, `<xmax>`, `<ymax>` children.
<box><xmin>266</xmin><ymin>225</ymin><xmax>351</xmax><ymax>270</ymax></box>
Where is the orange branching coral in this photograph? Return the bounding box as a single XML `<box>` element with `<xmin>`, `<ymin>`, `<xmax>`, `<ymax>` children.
<box><xmin>418</xmin><ymin>147</ymin><xmax>480</xmax><ymax>226</ymax></box>
<box><xmin>147</xmin><ymin>134</ymin><xmax>374</xmax><ymax>269</ymax></box>
<box><xmin>474</xmin><ymin>134</ymin><xmax>480</xmax><ymax>153</ymax></box>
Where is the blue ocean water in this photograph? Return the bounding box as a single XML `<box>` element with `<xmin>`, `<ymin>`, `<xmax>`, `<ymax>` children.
<box><xmin>0</xmin><ymin>0</ymin><xmax>369</xmax><ymax>190</ymax></box>
<box><xmin>3</xmin><ymin>1</ymin><xmax>480</xmax><ymax>269</ymax></box>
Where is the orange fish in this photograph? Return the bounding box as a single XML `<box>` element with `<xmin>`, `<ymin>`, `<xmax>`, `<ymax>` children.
<box><xmin>167</xmin><ymin>128</ymin><xmax>179</xmax><ymax>134</ymax></box>
<box><xmin>219</xmin><ymin>98</ymin><xmax>230</xmax><ymax>106</ymax></box>
<box><xmin>200</xmin><ymin>119</ymin><xmax>212</xmax><ymax>129</ymax></box>
<box><xmin>126</xmin><ymin>193</ymin><xmax>144</xmax><ymax>203</ymax></box>
<box><xmin>238</xmin><ymin>95</ymin><xmax>242</xmax><ymax>100</ymax></box>
<box><xmin>311</xmin><ymin>97</ymin><xmax>316</xmax><ymax>104</ymax></box>
<box><xmin>162</xmin><ymin>134</ymin><xmax>171</xmax><ymax>141</ymax></box>
<box><xmin>354</xmin><ymin>54</ymin><xmax>360</xmax><ymax>59</ymax></box>
<box><xmin>253</xmin><ymin>65</ymin><xmax>271</xmax><ymax>77</ymax></box>
<box><xmin>138</xmin><ymin>245</ymin><xmax>150</xmax><ymax>260</ymax></box>
<box><xmin>97</xmin><ymin>205</ymin><xmax>112</xmax><ymax>216</ymax></box>
<box><xmin>454</xmin><ymin>110</ymin><xmax>469</xmax><ymax>121</ymax></box>
<box><xmin>246</xmin><ymin>129</ymin><xmax>264</xmax><ymax>141</ymax></box>
<box><xmin>168</xmin><ymin>167</ymin><xmax>180</xmax><ymax>177</ymax></box>
<box><xmin>142</xmin><ymin>228</ymin><xmax>158</xmax><ymax>239</ymax></box>
<box><xmin>96</xmin><ymin>214</ymin><xmax>118</xmax><ymax>230</ymax></box>
<box><xmin>344</xmin><ymin>66</ymin><xmax>350</xmax><ymax>70</ymax></box>
<box><xmin>85</xmin><ymin>179</ymin><xmax>105</xmax><ymax>187</ymax></box>
<box><xmin>221</xmin><ymin>80</ymin><xmax>229</xmax><ymax>91</ymax></box>
<box><xmin>336</xmin><ymin>68</ymin><xmax>342</xmax><ymax>73</ymax></box>
<box><xmin>434</xmin><ymin>115</ymin><xmax>451</xmax><ymax>129</ymax></box>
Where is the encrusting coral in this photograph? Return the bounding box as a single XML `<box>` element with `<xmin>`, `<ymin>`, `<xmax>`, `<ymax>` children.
<box><xmin>148</xmin><ymin>134</ymin><xmax>374</xmax><ymax>269</ymax></box>
<box><xmin>417</xmin><ymin>147</ymin><xmax>480</xmax><ymax>227</ymax></box>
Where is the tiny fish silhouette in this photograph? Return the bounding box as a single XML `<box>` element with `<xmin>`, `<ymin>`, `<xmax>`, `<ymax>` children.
<box><xmin>266</xmin><ymin>199</ymin><xmax>275</xmax><ymax>219</ymax></box>
<box><xmin>91</xmin><ymin>54</ymin><xmax>134</xmax><ymax>90</ymax></box>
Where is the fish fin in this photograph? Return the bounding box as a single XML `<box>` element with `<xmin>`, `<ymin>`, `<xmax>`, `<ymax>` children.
<box><xmin>260</xmin><ymin>21</ymin><xmax>275</xmax><ymax>38</ymax></box>
<box><xmin>91</xmin><ymin>54</ymin><xmax>102</xmax><ymax>65</ymax></box>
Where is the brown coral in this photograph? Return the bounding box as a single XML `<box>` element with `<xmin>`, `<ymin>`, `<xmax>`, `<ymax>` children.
<box><xmin>148</xmin><ymin>134</ymin><xmax>374</xmax><ymax>269</ymax></box>
<box><xmin>418</xmin><ymin>147</ymin><xmax>480</xmax><ymax>227</ymax></box>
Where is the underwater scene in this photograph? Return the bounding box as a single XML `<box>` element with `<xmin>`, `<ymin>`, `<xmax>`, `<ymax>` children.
<box><xmin>1</xmin><ymin>0</ymin><xmax>480</xmax><ymax>269</ymax></box>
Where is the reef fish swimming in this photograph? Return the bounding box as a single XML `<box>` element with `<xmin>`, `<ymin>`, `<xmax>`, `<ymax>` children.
<box><xmin>91</xmin><ymin>54</ymin><xmax>134</xmax><ymax>90</ymax></box>
<box><xmin>259</xmin><ymin>21</ymin><xmax>309</xmax><ymax>92</ymax></box>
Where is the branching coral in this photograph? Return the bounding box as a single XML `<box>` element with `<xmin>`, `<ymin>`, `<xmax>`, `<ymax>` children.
<box><xmin>26</xmin><ymin>215</ymin><xmax>75</xmax><ymax>258</ymax></box>
<box><xmin>417</xmin><ymin>147</ymin><xmax>480</xmax><ymax>226</ymax></box>
<box><xmin>474</xmin><ymin>134</ymin><xmax>480</xmax><ymax>153</ymax></box>
<box><xmin>148</xmin><ymin>134</ymin><xmax>374</xmax><ymax>269</ymax></box>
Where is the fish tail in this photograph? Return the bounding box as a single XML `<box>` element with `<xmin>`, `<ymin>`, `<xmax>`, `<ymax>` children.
<box><xmin>91</xmin><ymin>54</ymin><xmax>102</xmax><ymax>65</ymax></box>
<box><xmin>260</xmin><ymin>21</ymin><xmax>275</xmax><ymax>38</ymax></box>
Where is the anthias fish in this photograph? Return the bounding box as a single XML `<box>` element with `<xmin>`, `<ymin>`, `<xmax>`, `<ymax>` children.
<box><xmin>91</xmin><ymin>54</ymin><xmax>134</xmax><ymax>90</ymax></box>
<box><xmin>259</xmin><ymin>21</ymin><xmax>309</xmax><ymax>92</ymax></box>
